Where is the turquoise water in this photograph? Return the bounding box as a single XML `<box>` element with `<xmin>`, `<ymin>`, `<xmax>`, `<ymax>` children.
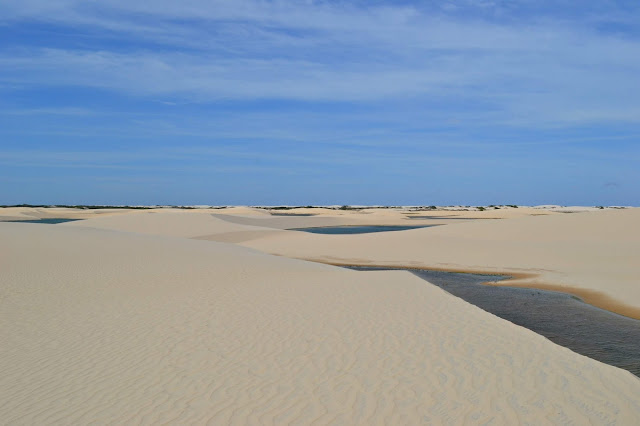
<box><xmin>291</xmin><ymin>225</ymin><xmax>436</xmax><ymax>234</ymax></box>
<box><xmin>346</xmin><ymin>266</ymin><xmax>640</xmax><ymax>377</ymax></box>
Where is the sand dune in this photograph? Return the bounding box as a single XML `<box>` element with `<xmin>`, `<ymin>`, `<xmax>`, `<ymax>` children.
<box><xmin>0</xmin><ymin>206</ymin><xmax>149</xmax><ymax>221</ymax></box>
<box><xmin>58</xmin><ymin>208</ymin><xmax>431</xmax><ymax>242</ymax></box>
<box><xmin>2</xmin><ymin>221</ymin><xmax>640</xmax><ymax>424</ymax></box>
<box><xmin>2</xmin><ymin>207</ymin><xmax>640</xmax><ymax>424</ymax></box>
<box><xmin>27</xmin><ymin>206</ymin><xmax>640</xmax><ymax>316</ymax></box>
<box><xmin>62</xmin><ymin>210</ymin><xmax>282</xmax><ymax>238</ymax></box>
<box><xmin>49</xmin><ymin>206</ymin><xmax>640</xmax><ymax>316</ymax></box>
<box><xmin>243</xmin><ymin>208</ymin><xmax>640</xmax><ymax>318</ymax></box>
<box><xmin>211</xmin><ymin>212</ymin><xmax>349</xmax><ymax>229</ymax></box>
<box><xmin>0</xmin><ymin>206</ymin><xmax>268</xmax><ymax>222</ymax></box>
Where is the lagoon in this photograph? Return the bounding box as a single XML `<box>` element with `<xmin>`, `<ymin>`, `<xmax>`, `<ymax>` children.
<box><xmin>291</xmin><ymin>225</ymin><xmax>437</xmax><ymax>234</ymax></box>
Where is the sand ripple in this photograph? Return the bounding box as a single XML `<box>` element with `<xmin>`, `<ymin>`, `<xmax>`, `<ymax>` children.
<box><xmin>1</xmin><ymin>223</ymin><xmax>639</xmax><ymax>424</ymax></box>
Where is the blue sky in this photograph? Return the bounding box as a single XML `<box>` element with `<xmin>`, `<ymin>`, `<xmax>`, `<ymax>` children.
<box><xmin>1</xmin><ymin>0</ymin><xmax>639</xmax><ymax>206</ymax></box>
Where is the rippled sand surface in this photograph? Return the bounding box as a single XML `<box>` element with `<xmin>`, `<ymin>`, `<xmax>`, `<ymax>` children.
<box><xmin>2</xmin><ymin>218</ymin><xmax>640</xmax><ymax>424</ymax></box>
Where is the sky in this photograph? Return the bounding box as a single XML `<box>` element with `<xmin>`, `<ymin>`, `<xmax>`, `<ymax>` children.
<box><xmin>1</xmin><ymin>0</ymin><xmax>639</xmax><ymax>206</ymax></box>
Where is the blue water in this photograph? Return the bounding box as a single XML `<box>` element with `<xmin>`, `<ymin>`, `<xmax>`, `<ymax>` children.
<box><xmin>345</xmin><ymin>266</ymin><xmax>640</xmax><ymax>377</ymax></box>
<box><xmin>405</xmin><ymin>216</ymin><xmax>487</xmax><ymax>220</ymax></box>
<box><xmin>3</xmin><ymin>218</ymin><xmax>81</xmax><ymax>224</ymax></box>
<box><xmin>291</xmin><ymin>225</ymin><xmax>437</xmax><ymax>234</ymax></box>
<box><xmin>270</xmin><ymin>213</ymin><xmax>316</xmax><ymax>216</ymax></box>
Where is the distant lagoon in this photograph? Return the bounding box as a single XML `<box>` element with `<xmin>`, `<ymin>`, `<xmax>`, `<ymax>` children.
<box><xmin>291</xmin><ymin>225</ymin><xmax>437</xmax><ymax>234</ymax></box>
<box><xmin>405</xmin><ymin>216</ymin><xmax>498</xmax><ymax>220</ymax></box>
<box><xmin>2</xmin><ymin>218</ymin><xmax>81</xmax><ymax>224</ymax></box>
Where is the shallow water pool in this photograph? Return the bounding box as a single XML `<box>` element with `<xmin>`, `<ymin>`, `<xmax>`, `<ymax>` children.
<box><xmin>291</xmin><ymin>225</ymin><xmax>437</xmax><ymax>234</ymax></box>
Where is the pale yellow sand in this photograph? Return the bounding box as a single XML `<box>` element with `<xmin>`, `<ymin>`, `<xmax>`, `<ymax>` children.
<box><xmin>2</xmin><ymin>222</ymin><xmax>640</xmax><ymax>424</ymax></box>
<box><xmin>61</xmin><ymin>209</ymin><xmax>282</xmax><ymax>238</ymax></box>
<box><xmin>53</xmin><ymin>206</ymin><xmax>640</xmax><ymax>316</ymax></box>
<box><xmin>240</xmin><ymin>208</ymin><xmax>640</xmax><ymax>318</ymax></box>
<box><xmin>58</xmin><ymin>208</ymin><xmax>435</xmax><ymax>241</ymax></box>
<box><xmin>0</xmin><ymin>206</ymin><xmax>149</xmax><ymax>221</ymax></box>
<box><xmin>0</xmin><ymin>206</ymin><xmax>268</xmax><ymax>222</ymax></box>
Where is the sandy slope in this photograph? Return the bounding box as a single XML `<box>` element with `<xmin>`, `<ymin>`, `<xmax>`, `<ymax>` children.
<box><xmin>30</xmin><ymin>206</ymin><xmax>639</xmax><ymax>316</ymax></box>
<box><xmin>0</xmin><ymin>206</ymin><xmax>137</xmax><ymax>221</ymax></box>
<box><xmin>0</xmin><ymin>206</ymin><xmax>269</xmax><ymax>222</ymax></box>
<box><xmin>57</xmin><ymin>208</ymin><xmax>441</xmax><ymax>242</ymax></box>
<box><xmin>49</xmin><ymin>206</ymin><xmax>640</xmax><ymax>316</ymax></box>
<box><xmin>243</xmin><ymin>208</ymin><xmax>640</xmax><ymax>318</ymax></box>
<box><xmin>1</xmin><ymin>222</ymin><xmax>640</xmax><ymax>424</ymax></box>
<box><xmin>61</xmin><ymin>209</ymin><xmax>283</xmax><ymax>238</ymax></box>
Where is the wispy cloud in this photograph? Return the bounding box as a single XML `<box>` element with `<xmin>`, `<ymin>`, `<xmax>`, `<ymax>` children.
<box><xmin>1</xmin><ymin>1</ymin><xmax>639</xmax><ymax>204</ymax></box>
<box><xmin>1</xmin><ymin>1</ymin><xmax>639</xmax><ymax>126</ymax></box>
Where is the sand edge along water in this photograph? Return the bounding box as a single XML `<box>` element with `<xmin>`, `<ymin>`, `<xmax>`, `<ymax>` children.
<box><xmin>294</xmin><ymin>260</ymin><xmax>640</xmax><ymax>320</ymax></box>
<box><xmin>239</xmin><ymin>208</ymin><xmax>640</xmax><ymax>319</ymax></box>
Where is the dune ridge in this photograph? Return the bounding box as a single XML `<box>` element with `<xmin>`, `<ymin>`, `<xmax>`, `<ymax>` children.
<box><xmin>241</xmin><ymin>208</ymin><xmax>640</xmax><ymax>317</ymax></box>
<box><xmin>2</xmin><ymin>221</ymin><xmax>640</xmax><ymax>424</ymax></box>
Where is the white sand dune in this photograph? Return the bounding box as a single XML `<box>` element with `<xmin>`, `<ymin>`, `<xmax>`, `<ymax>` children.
<box><xmin>58</xmin><ymin>208</ymin><xmax>429</xmax><ymax>243</ymax></box>
<box><xmin>28</xmin><ymin>206</ymin><xmax>640</xmax><ymax>316</ymax></box>
<box><xmin>0</xmin><ymin>206</ymin><xmax>146</xmax><ymax>221</ymax></box>
<box><xmin>2</xmin><ymin>221</ymin><xmax>640</xmax><ymax>424</ymax></box>
<box><xmin>211</xmin><ymin>212</ymin><xmax>349</xmax><ymax>229</ymax></box>
<box><xmin>62</xmin><ymin>210</ymin><xmax>283</xmax><ymax>239</ymax></box>
<box><xmin>49</xmin><ymin>206</ymin><xmax>640</xmax><ymax>316</ymax></box>
<box><xmin>243</xmin><ymin>208</ymin><xmax>640</xmax><ymax>318</ymax></box>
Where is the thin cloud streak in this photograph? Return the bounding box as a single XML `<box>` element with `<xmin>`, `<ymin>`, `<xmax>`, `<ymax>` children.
<box><xmin>0</xmin><ymin>1</ymin><xmax>639</xmax><ymax>127</ymax></box>
<box><xmin>1</xmin><ymin>1</ymin><xmax>639</xmax><ymax>205</ymax></box>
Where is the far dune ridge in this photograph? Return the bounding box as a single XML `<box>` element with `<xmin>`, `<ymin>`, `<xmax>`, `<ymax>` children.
<box><xmin>1</xmin><ymin>221</ymin><xmax>640</xmax><ymax>424</ymax></box>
